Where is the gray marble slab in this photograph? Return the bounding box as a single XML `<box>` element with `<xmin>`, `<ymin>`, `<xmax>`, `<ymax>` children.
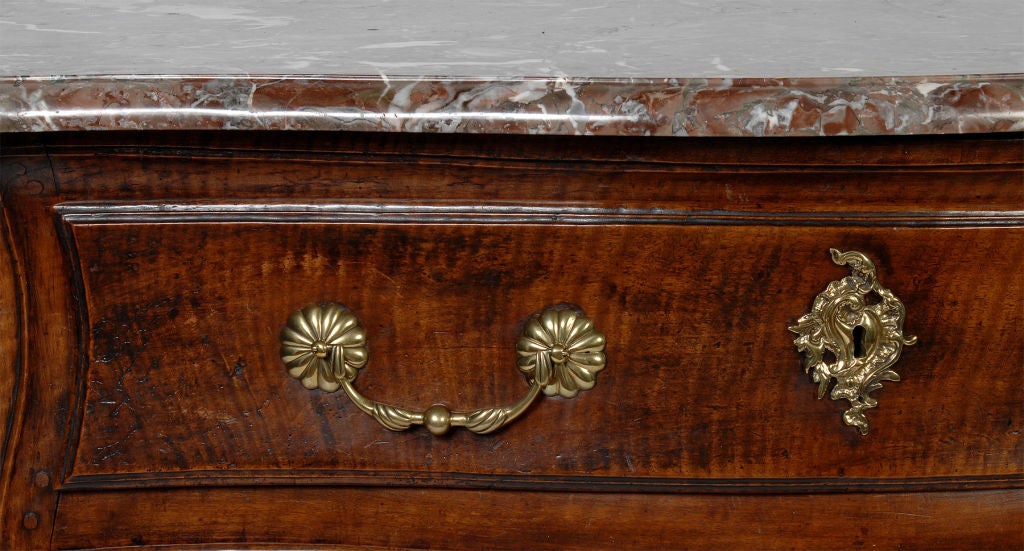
<box><xmin>1</xmin><ymin>0</ymin><xmax>1022</xmax><ymax>78</ymax></box>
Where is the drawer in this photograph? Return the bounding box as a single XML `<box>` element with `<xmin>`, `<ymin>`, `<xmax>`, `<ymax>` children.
<box><xmin>56</xmin><ymin>203</ymin><xmax>1022</xmax><ymax>488</ymax></box>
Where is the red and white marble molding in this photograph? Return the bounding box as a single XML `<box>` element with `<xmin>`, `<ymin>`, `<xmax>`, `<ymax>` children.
<box><xmin>2</xmin><ymin>74</ymin><xmax>1022</xmax><ymax>136</ymax></box>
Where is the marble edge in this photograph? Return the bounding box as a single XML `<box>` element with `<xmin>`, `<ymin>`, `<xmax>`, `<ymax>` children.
<box><xmin>1</xmin><ymin>73</ymin><xmax>1022</xmax><ymax>137</ymax></box>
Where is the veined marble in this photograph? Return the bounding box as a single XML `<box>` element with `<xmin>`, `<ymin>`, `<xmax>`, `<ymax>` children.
<box><xmin>2</xmin><ymin>75</ymin><xmax>1021</xmax><ymax>136</ymax></box>
<box><xmin>0</xmin><ymin>0</ymin><xmax>1021</xmax><ymax>136</ymax></box>
<box><xmin>1</xmin><ymin>0</ymin><xmax>1021</xmax><ymax>79</ymax></box>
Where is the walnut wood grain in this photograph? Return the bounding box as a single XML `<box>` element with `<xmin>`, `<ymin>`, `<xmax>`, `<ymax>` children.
<box><xmin>0</xmin><ymin>163</ymin><xmax>23</xmax><ymax>540</ymax></box>
<box><xmin>16</xmin><ymin>131</ymin><xmax>1024</xmax><ymax>214</ymax></box>
<box><xmin>60</xmin><ymin>219</ymin><xmax>1023</xmax><ymax>485</ymax></box>
<box><xmin>0</xmin><ymin>130</ymin><xmax>1021</xmax><ymax>549</ymax></box>
<box><xmin>0</xmin><ymin>148</ymin><xmax>79</xmax><ymax>549</ymax></box>
<box><xmin>52</xmin><ymin>487</ymin><xmax>1024</xmax><ymax>550</ymax></box>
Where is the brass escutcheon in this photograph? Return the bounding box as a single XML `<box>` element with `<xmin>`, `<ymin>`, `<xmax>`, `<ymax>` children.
<box><xmin>790</xmin><ymin>249</ymin><xmax>917</xmax><ymax>434</ymax></box>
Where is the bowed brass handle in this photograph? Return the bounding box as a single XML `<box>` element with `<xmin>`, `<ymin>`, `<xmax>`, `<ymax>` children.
<box><xmin>790</xmin><ymin>249</ymin><xmax>917</xmax><ymax>434</ymax></box>
<box><xmin>280</xmin><ymin>303</ymin><xmax>606</xmax><ymax>435</ymax></box>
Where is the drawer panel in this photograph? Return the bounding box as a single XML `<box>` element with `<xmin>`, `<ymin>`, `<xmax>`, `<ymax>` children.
<box><xmin>60</xmin><ymin>205</ymin><xmax>1023</xmax><ymax>489</ymax></box>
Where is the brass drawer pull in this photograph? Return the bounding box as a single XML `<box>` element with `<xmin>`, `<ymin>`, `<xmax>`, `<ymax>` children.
<box><xmin>280</xmin><ymin>303</ymin><xmax>606</xmax><ymax>435</ymax></box>
<box><xmin>790</xmin><ymin>249</ymin><xmax>917</xmax><ymax>434</ymax></box>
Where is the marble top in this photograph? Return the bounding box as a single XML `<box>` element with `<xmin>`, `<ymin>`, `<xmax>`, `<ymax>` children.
<box><xmin>1</xmin><ymin>0</ymin><xmax>1022</xmax><ymax>136</ymax></box>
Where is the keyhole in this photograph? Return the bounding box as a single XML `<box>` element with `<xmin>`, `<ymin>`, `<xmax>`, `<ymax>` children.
<box><xmin>853</xmin><ymin>325</ymin><xmax>866</xmax><ymax>358</ymax></box>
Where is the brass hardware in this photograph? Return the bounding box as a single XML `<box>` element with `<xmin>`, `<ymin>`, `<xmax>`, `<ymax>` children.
<box><xmin>280</xmin><ymin>303</ymin><xmax>368</xmax><ymax>393</ymax></box>
<box><xmin>790</xmin><ymin>249</ymin><xmax>917</xmax><ymax>434</ymax></box>
<box><xmin>281</xmin><ymin>303</ymin><xmax>606</xmax><ymax>435</ymax></box>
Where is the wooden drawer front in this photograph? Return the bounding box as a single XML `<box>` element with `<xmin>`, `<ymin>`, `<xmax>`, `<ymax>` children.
<box><xmin>60</xmin><ymin>204</ymin><xmax>1023</xmax><ymax>491</ymax></box>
